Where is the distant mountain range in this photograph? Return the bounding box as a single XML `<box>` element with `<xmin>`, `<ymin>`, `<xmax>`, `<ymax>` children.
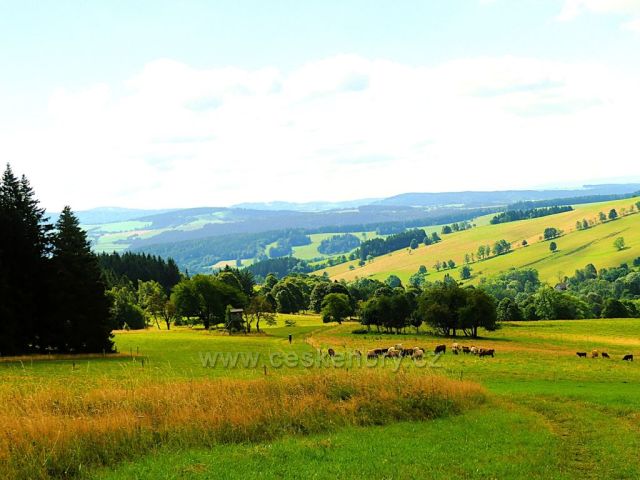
<box><xmin>231</xmin><ymin>198</ymin><xmax>380</xmax><ymax>212</ymax></box>
<box><xmin>49</xmin><ymin>207</ymin><xmax>177</xmax><ymax>225</ymax></box>
<box><xmin>57</xmin><ymin>183</ymin><xmax>640</xmax><ymax>225</ymax></box>
<box><xmin>46</xmin><ymin>183</ymin><xmax>640</xmax><ymax>273</ymax></box>
<box><xmin>375</xmin><ymin>184</ymin><xmax>640</xmax><ymax>208</ymax></box>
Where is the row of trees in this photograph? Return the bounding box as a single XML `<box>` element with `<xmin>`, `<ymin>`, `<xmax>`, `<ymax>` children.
<box><xmin>360</xmin><ymin>282</ymin><xmax>497</xmax><ymax>337</ymax></box>
<box><xmin>490</xmin><ymin>205</ymin><xmax>573</xmax><ymax>225</ymax></box>
<box><xmin>441</xmin><ymin>221</ymin><xmax>472</xmax><ymax>235</ymax></box>
<box><xmin>0</xmin><ymin>165</ymin><xmax>113</xmax><ymax>355</ymax></box>
<box><xmin>480</xmin><ymin>262</ymin><xmax>640</xmax><ymax>321</ymax></box>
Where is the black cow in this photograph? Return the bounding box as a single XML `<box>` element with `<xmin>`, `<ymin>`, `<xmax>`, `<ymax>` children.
<box><xmin>623</xmin><ymin>354</ymin><xmax>634</xmax><ymax>362</ymax></box>
<box><xmin>434</xmin><ymin>344</ymin><xmax>446</xmax><ymax>355</ymax></box>
<box><xmin>576</xmin><ymin>352</ymin><xmax>587</xmax><ymax>358</ymax></box>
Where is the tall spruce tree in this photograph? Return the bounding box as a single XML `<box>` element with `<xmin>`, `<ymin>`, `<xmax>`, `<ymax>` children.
<box><xmin>50</xmin><ymin>206</ymin><xmax>114</xmax><ymax>353</ymax></box>
<box><xmin>0</xmin><ymin>165</ymin><xmax>52</xmax><ymax>354</ymax></box>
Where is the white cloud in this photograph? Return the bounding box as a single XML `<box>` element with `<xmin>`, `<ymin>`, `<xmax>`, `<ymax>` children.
<box><xmin>623</xmin><ymin>16</ymin><xmax>640</xmax><ymax>29</ymax></box>
<box><xmin>2</xmin><ymin>55</ymin><xmax>639</xmax><ymax>210</ymax></box>
<box><xmin>556</xmin><ymin>0</ymin><xmax>640</xmax><ymax>28</ymax></box>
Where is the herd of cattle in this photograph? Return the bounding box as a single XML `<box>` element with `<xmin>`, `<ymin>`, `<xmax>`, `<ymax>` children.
<box><xmin>325</xmin><ymin>344</ymin><xmax>635</xmax><ymax>362</ymax></box>
<box><xmin>324</xmin><ymin>343</ymin><xmax>496</xmax><ymax>360</ymax></box>
<box><xmin>576</xmin><ymin>350</ymin><xmax>634</xmax><ymax>361</ymax></box>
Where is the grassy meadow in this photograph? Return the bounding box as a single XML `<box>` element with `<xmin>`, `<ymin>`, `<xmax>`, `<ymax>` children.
<box><xmin>2</xmin><ymin>314</ymin><xmax>640</xmax><ymax>479</ymax></box>
<box><xmin>320</xmin><ymin>196</ymin><xmax>640</xmax><ymax>284</ymax></box>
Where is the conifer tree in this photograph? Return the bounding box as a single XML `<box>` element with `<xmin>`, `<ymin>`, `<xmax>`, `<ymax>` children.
<box><xmin>51</xmin><ymin>206</ymin><xmax>114</xmax><ymax>353</ymax></box>
<box><xmin>0</xmin><ymin>164</ymin><xmax>52</xmax><ymax>354</ymax></box>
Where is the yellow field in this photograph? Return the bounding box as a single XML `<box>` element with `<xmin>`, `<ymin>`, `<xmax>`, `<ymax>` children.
<box><xmin>319</xmin><ymin>197</ymin><xmax>640</xmax><ymax>284</ymax></box>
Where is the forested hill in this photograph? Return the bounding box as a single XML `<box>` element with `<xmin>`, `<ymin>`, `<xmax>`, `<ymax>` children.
<box><xmin>128</xmin><ymin>208</ymin><xmax>493</xmax><ymax>273</ymax></box>
<box><xmin>126</xmin><ymin>205</ymin><xmax>491</xmax><ymax>249</ymax></box>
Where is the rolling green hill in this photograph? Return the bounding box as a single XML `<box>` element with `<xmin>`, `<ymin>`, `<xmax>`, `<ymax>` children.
<box><xmin>320</xmin><ymin>196</ymin><xmax>640</xmax><ymax>285</ymax></box>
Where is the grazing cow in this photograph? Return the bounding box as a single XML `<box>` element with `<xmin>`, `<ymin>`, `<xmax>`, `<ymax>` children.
<box><xmin>470</xmin><ymin>346</ymin><xmax>478</xmax><ymax>355</ymax></box>
<box><xmin>367</xmin><ymin>349</ymin><xmax>378</xmax><ymax>359</ymax></box>
<box><xmin>601</xmin><ymin>352</ymin><xmax>610</xmax><ymax>359</ymax></box>
<box><xmin>327</xmin><ymin>348</ymin><xmax>336</xmax><ymax>357</ymax></box>
<box><xmin>434</xmin><ymin>344</ymin><xmax>446</xmax><ymax>355</ymax></box>
<box><xmin>402</xmin><ymin>348</ymin><xmax>415</xmax><ymax>357</ymax></box>
<box><xmin>623</xmin><ymin>354</ymin><xmax>634</xmax><ymax>361</ymax></box>
<box><xmin>576</xmin><ymin>352</ymin><xmax>587</xmax><ymax>358</ymax></box>
<box><xmin>451</xmin><ymin>343</ymin><xmax>461</xmax><ymax>355</ymax></box>
<box><xmin>478</xmin><ymin>348</ymin><xmax>495</xmax><ymax>358</ymax></box>
<box><xmin>462</xmin><ymin>346</ymin><xmax>471</xmax><ymax>354</ymax></box>
<box><xmin>591</xmin><ymin>349</ymin><xmax>599</xmax><ymax>359</ymax></box>
<box><xmin>412</xmin><ymin>348</ymin><xmax>424</xmax><ymax>360</ymax></box>
<box><xmin>374</xmin><ymin>348</ymin><xmax>388</xmax><ymax>356</ymax></box>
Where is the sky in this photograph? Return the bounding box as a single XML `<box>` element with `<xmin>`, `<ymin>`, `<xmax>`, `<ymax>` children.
<box><xmin>1</xmin><ymin>0</ymin><xmax>640</xmax><ymax>210</ymax></box>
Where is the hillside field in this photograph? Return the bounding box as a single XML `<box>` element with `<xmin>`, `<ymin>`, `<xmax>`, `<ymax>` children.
<box><xmin>2</xmin><ymin>315</ymin><xmax>640</xmax><ymax>479</ymax></box>
<box><xmin>320</xmin><ymin>197</ymin><xmax>640</xmax><ymax>285</ymax></box>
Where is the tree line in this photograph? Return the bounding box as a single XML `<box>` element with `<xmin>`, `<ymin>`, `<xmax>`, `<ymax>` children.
<box><xmin>0</xmin><ymin>165</ymin><xmax>113</xmax><ymax>355</ymax></box>
<box><xmin>318</xmin><ymin>233</ymin><xmax>361</xmax><ymax>255</ymax></box>
<box><xmin>99</xmin><ymin>252</ymin><xmax>181</xmax><ymax>293</ymax></box>
<box><xmin>490</xmin><ymin>205</ymin><xmax>573</xmax><ymax>225</ymax></box>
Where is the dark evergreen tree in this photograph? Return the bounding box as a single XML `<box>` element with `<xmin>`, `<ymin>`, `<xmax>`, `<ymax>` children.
<box><xmin>50</xmin><ymin>207</ymin><xmax>114</xmax><ymax>353</ymax></box>
<box><xmin>0</xmin><ymin>165</ymin><xmax>52</xmax><ymax>354</ymax></box>
<box><xmin>98</xmin><ymin>251</ymin><xmax>181</xmax><ymax>293</ymax></box>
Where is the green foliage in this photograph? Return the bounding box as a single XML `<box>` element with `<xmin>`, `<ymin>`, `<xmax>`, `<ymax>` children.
<box><xmin>385</xmin><ymin>274</ymin><xmax>403</xmax><ymax>289</ymax></box>
<box><xmin>492</xmin><ymin>239</ymin><xmax>512</xmax><ymax>256</ymax></box>
<box><xmin>245</xmin><ymin>295</ymin><xmax>276</xmax><ymax>332</ymax></box>
<box><xmin>614</xmin><ymin>237</ymin><xmax>626</xmax><ymax>251</ymax></box>
<box><xmin>543</xmin><ymin>227</ymin><xmax>561</xmax><ymax>240</ymax></box>
<box><xmin>549</xmin><ymin>241</ymin><xmax>557</xmax><ymax>253</ymax></box>
<box><xmin>491</xmin><ymin>205</ymin><xmax>573</xmax><ymax>225</ymax></box>
<box><xmin>496</xmin><ymin>297</ymin><xmax>523</xmax><ymax>321</ymax></box>
<box><xmin>172</xmin><ymin>274</ymin><xmax>247</xmax><ymax>329</ymax></box>
<box><xmin>321</xmin><ymin>293</ymin><xmax>352</xmax><ymax>324</ymax></box>
<box><xmin>601</xmin><ymin>298</ymin><xmax>629</xmax><ymax>318</ymax></box>
<box><xmin>358</xmin><ymin>229</ymin><xmax>428</xmax><ymax>260</ymax></box>
<box><xmin>98</xmin><ymin>252</ymin><xmax>181</xmax><ymax>293</ymax></box>
<box><xmin>107</xmin><ymin>284</ymin><xmax>146</xmax><ymax>330</ymax></box>
<box><xmin>318</xmin><ymin>233</ymin><xmax>361</xmax><ymax>255</ymax></box>
<box><xmin>479</xmin><ymin>268</ymin><xmax>541</xmax><ymax>301</ymax></box>
<box><xmin>0</xmin><ymin>166</ymin><xmax>115</xmax><ymax>355</ymax></box>
<box><xmin>532</xmin><ymin>286</ymin><xmax>589</xmax><ymax>320</ymax></box>
<box><xmin>418</xmin><ymin>283</ymin><xmax>497</xmax><ymax>337</ymax></box>
<box><xmin>137</xmin><ymin>280</ymin><xmax>167</xmax><ymax>328</ymax></box>
<box><xmin>246</xmin><ymin>257</ymin><xmax>311</xmax><ymax>280</ymax></box>
<box><xmin>460</xmin><ymin>265</ymin><xmax>472</xmax><ymax>280</ymax></box>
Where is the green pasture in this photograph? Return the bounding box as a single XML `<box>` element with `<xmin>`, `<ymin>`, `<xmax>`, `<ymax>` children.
<box><xmin>89</xmin><ymin>316</ymin><xmax>640</xmax><ymax>479</ymax></box>
<box><xmin>4</xmin><ymin>316</ymin><xmax>640</xmax><ymax>479</ymax></box>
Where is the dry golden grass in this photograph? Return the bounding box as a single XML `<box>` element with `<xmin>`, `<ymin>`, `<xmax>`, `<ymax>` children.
<box><xmin>0</xmin><ymin>353</ymin><xmax>132</xmax><ymax>364</ymax></box>
<box><xmin>0</xmin><ymin>371</ymin><xmax>485</xmax><ymax>479</ymax></box>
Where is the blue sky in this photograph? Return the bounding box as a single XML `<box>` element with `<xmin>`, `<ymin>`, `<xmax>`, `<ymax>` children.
<box><xmin>1</xmin><ymin>0</ymin><xmax>639</xmax><ymax>209</ymax></box>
